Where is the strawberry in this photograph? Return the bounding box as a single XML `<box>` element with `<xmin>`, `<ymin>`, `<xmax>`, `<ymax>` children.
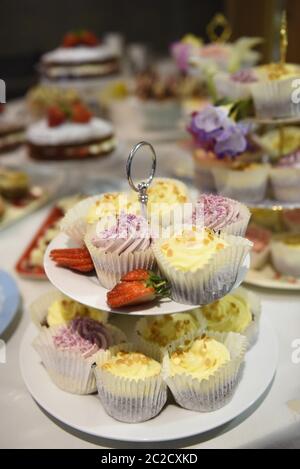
<box><xmin>107</xmin><ymin>270</ymin><xmax>170</xmax><ymax>309</ymax></box>
<box><xmin>47</xmin><ymin>105</ymin><xmax>66</xmax><ymax>127</ymax></box>
<box><xmin>62</xmin><ymin>32</ymin><xmax>80</xmax><ymax>48</ymax></box>
<box><xmin>81</xmin><ymin>30</ymin><xmax>99</xmax><ymax>46</ymax></box>
<box><xmin>71</xmin><ymin>102</ymin><xmax>92</xmax><ymax>123</ymax></box>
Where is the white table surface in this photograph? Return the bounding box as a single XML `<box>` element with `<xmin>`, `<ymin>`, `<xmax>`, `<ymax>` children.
<box><xmin>0</xmin><ymin>112</ymin><xmax>300</xmax><ymax>448</ymax></box>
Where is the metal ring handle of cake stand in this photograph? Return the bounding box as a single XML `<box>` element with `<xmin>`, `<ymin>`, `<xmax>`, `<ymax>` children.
<box><xmin>126</xmin><ymin>141</ymin><xmax>157</xmax><ymax>218</ymax></box>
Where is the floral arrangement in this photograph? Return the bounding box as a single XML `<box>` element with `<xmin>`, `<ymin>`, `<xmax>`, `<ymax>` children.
<box><xmin>188</xmin><ymin>105</ymin><xmax>251</xmax><ymax>159</ymax></box>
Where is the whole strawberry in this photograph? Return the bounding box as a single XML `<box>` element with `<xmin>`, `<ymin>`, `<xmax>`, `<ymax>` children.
<box><xmin>107</xmin><ymin>269</ymin><xmax>170</xmax><ymax>309</ymax></box>
<box><xmin>71</xmin><ymin>102</ymin><xmax>92</xmax><ymax>124</ymax></box>
<box><xmin>81</xmin><ymin>30</ymin><xmax>99</xmax><ymax>47</ymax></box>
<box><xmin>62</xmin><ymin>32</ymin><xmax>80</xmax><ymax>48</ymax></box>
<box><xmin>47</xmin><ymin>105</ymin><xmax>66</xmax><ymax>127</ymax></box>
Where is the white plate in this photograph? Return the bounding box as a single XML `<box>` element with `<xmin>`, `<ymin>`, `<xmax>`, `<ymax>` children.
<box><xmin>246</xmin><ymin>265</ymin><xmax>300</xmax><ymax>291</ymax></box>
<box><xmin>44</xmin><ymin>232</ymin><xmax>250</xmax><ymax>316</ymax></box>
<box><xmin>20</xmin><ymin>314</ymin><xmax>278</xmax><ymax>443</ymax></box>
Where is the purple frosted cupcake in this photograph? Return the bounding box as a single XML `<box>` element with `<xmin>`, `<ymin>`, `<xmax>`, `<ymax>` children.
<box><xmin>84</xmin><ymin>211</ymin><xmax>155</xmax><ymax>289</ymax></box>
<box><xmin>33</xmin><ymin>317</ymin><xmax>126</xmax><ymax>394</ymax></box>
<box><xmin>192</xmin><ymin>194</ymin><xmax>251</xmax><ymax>236</ymax></box>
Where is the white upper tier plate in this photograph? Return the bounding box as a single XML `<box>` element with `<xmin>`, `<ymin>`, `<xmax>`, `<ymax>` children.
<box><xmin>44</xmin><ymin>232</ymin><xmax>250</xmax><ymax>316</ymax></box>
<box><xmin>20</xmin><ymin>314</ymin><xmax>278</xmax><ymax>443</ymax></box>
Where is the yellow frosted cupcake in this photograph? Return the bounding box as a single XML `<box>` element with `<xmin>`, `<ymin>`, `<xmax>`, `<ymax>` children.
<box><xmin>163</xmin><ymin>332</ymin><xmax>247</xmax><ymax>411</ymax></box>
<box><xmin>199</xmin><ymin>287</ymin><xmax>261</xmax><ymax>347</ymax></box>
<box><xmin>135</xmin><ymin>311</ymin><xmax>205</xmax><ymax>361</ymax></box>
<box><xmin>30</xmin><ymin>290</ymin><xmax>108</xmax><ymax>330</ymax></box>
<box><xmin>60</xmin><ymin>192</ymin><xmax>132</xmax><ymax>243</ymax></box>
<box><xmin>94</xmin><ymin>344</ymin><xmax>167</xmax><ymax>423</ymax></box>
<box><xmin>129</xmin><ymin>178</ymin><xmax>189</xmax><ymax>229</ymax></box>
<box><xmin>153</xmin><ymin>228</ymin><xmax>252</xmax><ymax>305</ymax></box>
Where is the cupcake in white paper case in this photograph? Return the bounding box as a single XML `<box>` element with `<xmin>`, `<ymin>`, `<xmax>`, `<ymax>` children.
<box><xmin>152</xmin><ymin>227</ymin><xmax>252</xmax><ymax>306</ymax></box>
<box><xmin>33</xmin><ymin>317</ymin><xmax>126</xmax><ymax>394</ymax></box>
<box><xmin>271</xmin><ymin>234</ymin><xmax>300</xmax><ymax>278</ymax></box>
<box><xmin>270</xmin><ymin>152</ymin><xmax>300</xmax><ymax>203</ymax></box>
<box><xmin>60</xmin><ymin>192</ymin><xmax>131</xmax><ymax>244</ymax></box>
<box><xmin>94</xmin><ymin>343</ymin><xmax>167</xmax><ymax>423</ymax></box>
<box><xmin>30</xmin><ymin>290</ymin><xmax>108</xmax><ymax>330</ymax></box>
<box><xmin>162</xmin><ymin>331</ymin><xmax>247</xmax><ymax>412</ymax></box>
<box><xmin>192</xmin><ymin>194</ymin><xmax>251</xmax><ymax>237</ymax></box>
<box><xmin>198</xmin><ymin>287</ymin><xmax>261</xmax><ymax>348</ymax></box>
<box><xmin>246</xmin><ymin>224</ymin><xmax>271</xmax><ymax>270</ymax></box>
<box><xmin>85</xmin><ymin>211</ymin><xmax>155</xmax><ymax>289</ymax></box>
<box><xmin>134</xmin><ymin>311</ymin><xmax>205</xmax><ymax>362</ymax></box>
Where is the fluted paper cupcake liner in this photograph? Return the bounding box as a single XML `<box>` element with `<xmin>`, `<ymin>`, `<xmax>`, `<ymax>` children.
<box><xmin>60</xmin><ymin>195</ymin><xmax>102</xmax><ymax>244</ymax></box>
<box><xmin>214</xmin><ymin>72</ymin><xmax>253</xmax><ymax>101</ymax></box>
<box><xmin>251</xmin><ymin>78</ymin><xmax>300</xmax><ymax>120</ymax></box>
<box><xmin>271</xmin><ymin>239</ymin><xmax>300</xmax><ymax>278</ymax></box>
<box><xmin>220</xmin><ymin>203</ymin><xmax>251</xmax><ymax>237</ymax></box>
<box><xmin>85</xmin><ymin>230</ymin><xmax>156</xmax><ymax>290</ymax></box>
<box><xmin>162</xmin><ymin>331</ymin><xmax>247</xmax><ymax>412</ymax></box>
<box><xmin>250</xmin><ymin>246</ymin><xmax>270</xmax><ymax>270</ymax></box>
<box><xmin>33</xmin><ymin>327</ymin><xmax>101</xmax><ymax>394</ymax></box>
<box><xmin>93</xmin><ymin>343</ymin><xmax>167</xmax><ymax>423</ymax></box>
<box><xmin>212</xmin><ymin>166</ymin><xmax>270</xmax><ymax>203</ymax></box>
<box><xmin>270</xmin><ymin>167</ymin><xmax>300</xmax><ymax>203</ymax></box>
<box><xmin>153</xmin><ymin>233</ymin><xmax>252</xmax><ymax>306</ymax></box>
<box><xmin>33</xmin><ymin>325</ymin><xmax>126</xmax><ymax>394</ymax></box>
<box><xmin>30</xmin><ymin>290</ymin><xmax>109</xmax><ymax>330</ymax></box>
<box><xmin>134</xmin><ymin>311</ymin><xmax>207</xmax><ymax>362</ymax></box>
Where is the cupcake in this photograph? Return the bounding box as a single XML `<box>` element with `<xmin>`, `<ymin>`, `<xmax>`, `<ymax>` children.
<box><xmin>193</xmin><ymin>194</ymin><xmax>251</xmax><ymax>237</ymax></box>
<box><xmin>212</xmin><ymin>162</ymin><xmax>270</xmax><ymax>203</ymax></box>
<box><xmin>163</xmin><ymin>331</ymin><xmax>247</xmax><ymax>412</ymax></box>
<box><xmin>33</xmin><ymin>317</ymin><xmax>126</xmax><ymax>394</ymax></box>
<box><xmin>199</xmin><ymin>287</ymin><xmax>260</xmax><ymax>347</ymax></box>
<box><xmin>94</xmin><ymin>344</ymin><xmax>167</xmax><ymax>423</ymax></box>
<box><xmin>246</xmin><ymin>224</ymin><xmax>272</xmax><ymax>270</ymax></box>
<box><xmin>271</xmin><ymin>234</ymin><xmax>300</xmax><ymax>278</ymax></box>
<box><xmin>134</xmin><ymin>311</ymin><xmax>205</xmax><ymax>361</ymax></box>
<box><xmin>250</xmin><ymin>63</ymin><xmax>300</xmax><ymax>119</ymax></box>
<box><xmin>0</xmin><ymin>168</ymin><xmax>30</xmax><ymax>200</ymax></box>
<box><xmin>60</xmin><ymin>192</ymin><xmax>129</xmax><ymax>244</ymax></box>
<box><xmin>283</xmin><ymin>209</ymin><xmax>300</xmax><ymax>233</ymax></box>
<box><xmin>214</xmin><ymin>69</ymin><xmax>258</xmax><ymax>102</ymax></box>
<box><xmin>85</xmin><ymin>212</ymin><xmax>155</xmax><ymax>289</ymax></box>
<box><xmin>27</xmin><ymin>102</ymin><xmax>116</xmax><ymax>161</ymax></box>
<box><xmin>153</xmin><ymin>227</ymin><xmax>252</xmax><ymax>305</ymax></box>
<box><xmin>30</xmin><ymin>290</ymin><xmax>108</xmax><ymax>330</ymax></box>
<box><xmin>192</xmin><ymin>148</ymin><xmax>229</xmax><ymax>193</ymax></box>
<box><xmin>270</xmin><ymin>152</ymin><xmax>300</xmax><ymax>203</ymax></box>
<box><xmin>129</xmin><ymin>177</ymin><xmax>190</xmax><ymax>230</ymax></box>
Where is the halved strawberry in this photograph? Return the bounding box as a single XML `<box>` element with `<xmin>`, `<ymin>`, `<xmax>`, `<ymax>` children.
<box><xmin>63</xmin><ymin>32</ymin><xmax>80</xmax><ymax>48</ymax></box>
<box><xmin>81</xmin><ymin>30</ymin><xmax>99</xmax><ymax>46</ymax></box>
<box><xmin>71</xmin><ymin>102</ymin><xmax>92</xmax><ymax>124</ymax></box>
<box><xmin>47</xmin><ymin>105</ymin><xmax>66</xmax><ymax>127</ymax></box>
<box><xmin>107</xmin><ymin>270</ymin><xmax>170</xmax><ymax>309</ymax></box>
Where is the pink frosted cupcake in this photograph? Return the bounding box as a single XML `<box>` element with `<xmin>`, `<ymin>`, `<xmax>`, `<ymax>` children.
<box><xmin>33</xmin><ymin>317</ymin><xmax>126</xmax><ymax>394</ymax></box>
<box><xmin>246</xmin><ymin>224</ymin><xmax>272</xmax><ymax>270</ymax></box>
<box><xmin>84</xmin><ymin>212</ymin><xmax>155</xmax><ymax>289</ymax></box>
<box><xmin>270</xmin><ymin>152</ymin><xmax>300</xmax><ymax>203</ymax></box>
<box><xmin>193</xmin><ymin>194</ymin><xmax>251</xmax><ymax>236</ymax></box>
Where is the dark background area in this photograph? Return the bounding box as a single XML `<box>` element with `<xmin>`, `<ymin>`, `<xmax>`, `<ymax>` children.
<box><xmin>0</xmin><ymin>0</ymin><xmax>225</xmax><ymax>98</ymax></box>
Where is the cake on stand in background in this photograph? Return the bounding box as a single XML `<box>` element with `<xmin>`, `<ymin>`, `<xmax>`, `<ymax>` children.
<box><xmin>37</xmin><ymin>30</ymin><xmax>123</xmax><ymax>104</ymax></box>
<box><xmin>0</xmin><ymin>103</ymin><xmax>25</xmax><ymax>155</ymax></box>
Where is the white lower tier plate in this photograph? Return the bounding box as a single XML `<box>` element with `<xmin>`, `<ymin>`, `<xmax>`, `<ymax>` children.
<box><xmin>20</xmin><ymin>314</ymin><xmax>278</xmax><ymax>443</ymax></box>
<box><xmin>44</xmin><ymin>233</ymin><xmax>250</xmax><ymax>316</ymax></box>
<box><xmin>246</xmin><ymin>265</ymin><xmax>300</xmax><ymax>291</ymax></box>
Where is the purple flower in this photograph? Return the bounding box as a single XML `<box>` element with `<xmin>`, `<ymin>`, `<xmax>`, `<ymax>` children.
<box><xmin>171</xmin><ymin>42</ymin><xmax>190</xmax><ymax>72</ymax></box>
<box><xmin>188</xmin><ymin>105</ymin><xmax>249</xmax><ymax>158</ymax></box>
<box><xmin>215</xmin><ymin>125</ymin><xmax>248</xmax><ymax>157</ymax></box>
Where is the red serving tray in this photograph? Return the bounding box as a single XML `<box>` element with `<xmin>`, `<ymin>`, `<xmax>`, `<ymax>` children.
<box><xmin>15</xmin><ymin>206</ymin><xmax>64</xmax><ymax>279</ymax></box>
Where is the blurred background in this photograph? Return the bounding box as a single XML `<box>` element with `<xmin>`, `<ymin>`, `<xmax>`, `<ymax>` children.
<box><xmin>1</xmin><ymin>0</ymin><xmax>300</xmax><ymax>98</ymax></box>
